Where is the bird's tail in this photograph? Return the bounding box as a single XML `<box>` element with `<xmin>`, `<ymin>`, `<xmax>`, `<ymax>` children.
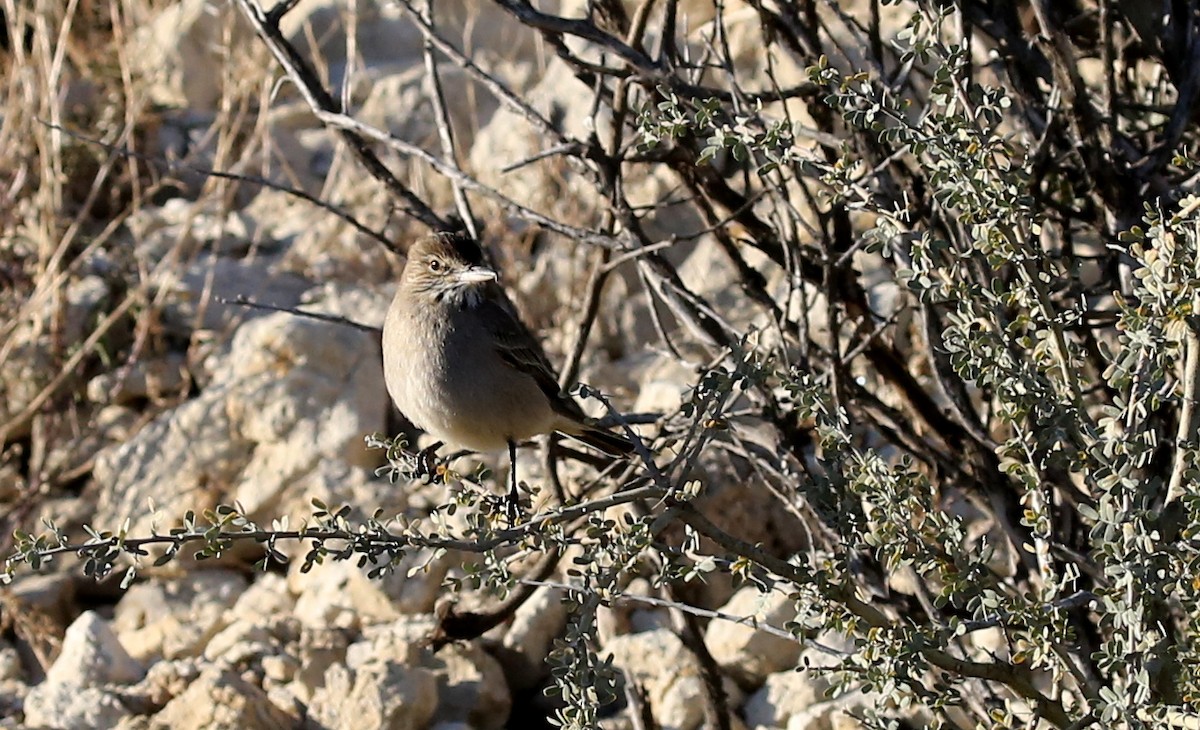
<box><xmin>561</xmin><ymin>421</ymin><xmax>636</xmax><ymax>456</ymax></box>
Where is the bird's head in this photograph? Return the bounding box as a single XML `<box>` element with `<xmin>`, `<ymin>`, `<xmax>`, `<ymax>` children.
<box><xmin>403</xmin><ymin>233</ymin><xmax>498</xmax><ymax>307</ymax></box>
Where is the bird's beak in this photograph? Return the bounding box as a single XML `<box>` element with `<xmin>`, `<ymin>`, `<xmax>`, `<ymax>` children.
<box><xmin>455</xmin><ymin>265</ymin><xmax>498</xmax><ymax>284</ymax></box>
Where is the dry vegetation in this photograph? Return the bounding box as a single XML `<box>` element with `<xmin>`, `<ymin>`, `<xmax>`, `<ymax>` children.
<box><xmin>3</xmin><ymin>1</ymin><xmax>1200</xmax><ymax>728</ymax></box>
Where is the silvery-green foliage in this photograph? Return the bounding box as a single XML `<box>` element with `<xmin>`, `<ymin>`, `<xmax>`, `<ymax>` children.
<box><xmin>7</xmin><ymin>3</ymin><xmax>1200</xmax><ymax>729</ymax></box>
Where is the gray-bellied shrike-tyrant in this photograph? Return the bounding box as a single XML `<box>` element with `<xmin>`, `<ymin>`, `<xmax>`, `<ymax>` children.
<box><xmin>381</xmin><ymin>232</ymin><xmax>633</xmax><ymax>516</ymax></box>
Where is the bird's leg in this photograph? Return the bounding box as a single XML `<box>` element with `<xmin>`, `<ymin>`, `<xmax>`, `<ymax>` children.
<box><xmin>506</xmin><ymin>439</ymin><xmax>521</xmax><ymax>524</ymax></box>
<box><xmin>414</xmin><ymin>440</ymin><xmax>445</xmax><ymax>483</ymax></box>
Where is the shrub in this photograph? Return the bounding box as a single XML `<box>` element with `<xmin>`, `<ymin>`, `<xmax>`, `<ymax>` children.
<box><xmin>5</xmin><ymin>2</ymin><xmax>1200</xmax><ymax>728</ymax></box>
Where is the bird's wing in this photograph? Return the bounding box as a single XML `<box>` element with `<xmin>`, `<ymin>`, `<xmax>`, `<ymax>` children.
<box><xmin>473</xmin><ymin>295</ymin><xmax>588</xmax><ymax>420</ymax></box>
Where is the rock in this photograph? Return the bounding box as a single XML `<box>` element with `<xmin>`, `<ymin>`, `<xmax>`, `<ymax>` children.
<box><xmin>264</xmin><ymin>683</ymin><xmax>304</xmax><ymax>720</ymax></box>
<box><xmin>278</xmin><ymin>0</ymin><xmax>542</xmax><ymax>87</ymax></box>
<box><xmin>596</xmin><ymin>578</ymin><xmax>668</xmax><ymax>646</ymax></box>
<box><xmin>705</xmin><ymin>586</ymin><xmax>802</xmax><ymax>687</ymax></box>
<box><xmin>127</xmin><ymin>0</ymin><xmax>257</xmax><ymax>111</ymax></box>
<box><xmin>92</xmin><ymin>304</ymin><xmax>386</xmax><ymax>544</ymax></box>
<box><xmin>125</xmin><ymin>0</ymin><xmax>227</xmax><ymax>108</ymax></box>
<box><xmin>270</xmin><ymin>185</ymin><xmax>401</xmax><ymax>282</ymax></box>
<box><xmin>22</xmin><ymin>682</ymin><xmax>133</xmax><ymax>730</ymax></box>
<box><xmin>290</xmin><ymin>558</ymin><xmax>399</xmax><ymax>630</ymax></box>
<box><xmin>113</xmin><ymin>571</ymin><xmax>248</xmax><ymax>661</ymax></box>
<box><xmin>224</xmin><ymin>573</ymin><xmax>296</xmax><ymax>623</ymax></box>
<box><xmin>0</xmin><ymin>640</ymin><xmax>20</xmax><ymax>682</ymax></box>
<box><xmin>466</xmin><ymin>53</ymin><xmax>702</xmax><ymax>340</ymax></box>
<box><xmin>308</xmin><ymin>659</ymin><xmax>438</xmax><ymax>730</ymax></box>
<box><xmin>276</xmin><ymin>460</ymin><xmax>403</xmax><ymax>535</ymax></box>
<box><xmin>63</xmin><ymin>275</ymin><xmax>114</xmax><ymax>343</ymax></box>
<box><xmin>426</xmin><ymin>642</ymin><xmax>511</xmax><ymax>730</ymax></box>
<box><xmin>90</xmin><ymin>385</ymin><xmax>247</xmax><ymax>549</ymax></box>
<box><xmin>150</xmin><ymin>667</ymin><xmax>298</xmax><ymax>730</ymax></box>
<box><xmin>289</xmin><ymin>626</ymin><xmax>352</xmax><ymax>703</ymax></box>
<box><xmin>289</xmin><ymin>544</ymin><xmax>454</xmax><ymax>628</ymax></box>
<box><xmin>0</xmin><ymin>271</ymin><xmax>124</xmax><ymax>443</ymax></box>
<box><xmin>498</xmin><ymin>585</ymin><xmax>570</xmax><ymax>691</ymax></box>
<box><xmin>15</xmin><ymin>609</ymin><xmax>144</xmax><ymax>730</ymax></box>
<box><xmin>603</xmin><ymin>628</ymin><xmax>717</xmax><ymax>730</ymax></box>
<box><xmin>309</xmin><ymin>617</ymin><xmax>511</xmax><ymax>729</ymax></box>
<box><xmin>202</xmin><ymin>620</ymin><xmax>274</xmax><ymax>664</ymax></box>
<box><xmin>46</xmin><ymin>611</ymin><xmax>143</xmax><ymax>687</ymax></box>
<box><xmin>786</xmin><ymin>699</ymin><xmax>868</xmax><ymax>730</ymax></box>
<box><xmin>86</xmin><ymin>353</ymin><xmax>189</xmax><ymax>406</ymax></box>
<box><xmin>0</xmin><ymin>679</ymin><xmax>26</xmax><ymax>727</ymax></box>
<box><xmin>121</xmin><ymin>658</ymin><xmax>203</xmax><ymax>713</ymax></box>
<box><xmin>4</xmin><ymin>573</ymin><xmax>76</xmax><ymax>628</ymax></box>
<box><xmin>19</xmin><ymin>611</ymin><xmax>143</xmax><ymax>729</ymax></box>
<box><xmin>346</xmin><ymin>616</ymin><xmax>434</xmax><ymax>668</ymax></box>
<box><xmin>742</xmin><ymin>669</ymin><xmax>832</xmax><ymax>729</ymax></box>
<box><xmin>154</xmin><ymin>252</ymin><xmax>310</xmax><ymax>342</ymax></box>
<box><xmin>260</xmin><ymin>654</ymin><xmax>298</xmax><ymax>684</ymax></box>
<box><xmin>629</xmin><ymin>351</ymin><xmax>695</xmax><ymax>417</ymax></box>
<box><xmin>217</xmin><ymin>309</ymin><xmax>387</xmax><ymax>501</ymax></box>
<box><xmin>662</xmin><ymin>471</ymin><xmax>810</xmax><ymax>610</ymax></box>
<box><xmin>0</xmin><ymin>331</ymin><xmax>52</xmax><ymax>442</ymax></box>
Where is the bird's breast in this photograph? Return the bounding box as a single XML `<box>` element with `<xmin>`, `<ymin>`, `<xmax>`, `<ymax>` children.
<box><xmin>381</xmin><ymin>301</ymin><xmax>554</xmax><ymax>452</ymax></box>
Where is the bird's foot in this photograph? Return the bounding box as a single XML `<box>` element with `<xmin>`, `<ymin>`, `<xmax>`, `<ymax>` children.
<box><xmin>409</xmin><ymin>441</ymin><xmax>445</xmax><ymax>484</ymax></box>
<box><xmin>504</xmin><ymin>439</ymin><xmax>523</xmax><ymax>525</ymax></box>
<box><xmin>504</xmin><ymin>490</ymin><xmax>523</xmax><ymax>526</ymax></box>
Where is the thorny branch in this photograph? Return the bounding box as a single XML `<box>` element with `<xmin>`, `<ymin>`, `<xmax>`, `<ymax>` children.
<box><xmin>9</xmin><ymin>0</ymin><xmax>1200</xmax><ymax>726</ymax></box>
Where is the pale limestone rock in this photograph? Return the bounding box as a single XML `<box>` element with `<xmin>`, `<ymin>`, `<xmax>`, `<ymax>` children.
<box><xmin>786</xmin><ymin>700</ymin><xmax>868</xmax><ymax>730</ymax></box>
<box><xmin>0</xmin><ymin>640</ymin><xmax>20</xmax><ymax>682</ymax></box>
<box><xmin>20</xmin><ymin>611</ymin><xmax>144</xmax><ymax>729</ymax></box>
<box><xmin>705</xmin><ymin>586</ymin><xmax>802</xmax><ymax>686</ymax></box>
<box><xmin>603</xmin><ymin>629</ymin><xmax>707</xmax><ymax>730</ymax></box>
<box><xmin>92</xmin><ymin>303</ymin><xmax>386</xmax><ymax>543</ymax></box>
<box><xmin>4</xmin><ymin>573</ymin><xmax>76</xmax><ymax>627</ymax></box>
<box><xmin>308</xmin><ymin>659</ymin><xmax>438</xmax><ymax>730</ymax></box>
<box><xmin>742</xmin><ymin>669</ymin><xmax>833</xmax><ymax>729</ymax></box>
<box><xmin>288</xmin><ymin>625</ymin><xmax>352</xmax><ymax>703</ymax></box>
<box><xmin>22</xmin><ymin>682</ymin><xmax>132</xmax><ymax>730</ymax></box>
<box><xmin>219</xmin><ymin>312</ymin><xmax>387</xmax><ymax>511</ymax></box>
<box><xmin>46</xmin><ymin>611</ymin><xmax>143</xmax><ymax>688</ymax></box>
<box><xmin>0</xmin><ymin>678</ymin><xmax>26</xmax><ymax>727</ymax></box>
<box><xmin>225</xmin><ymin>573</ymin><xmax>296</xmax><ymax>623</ymax></box>
<box><xmin>596</xmin><ymin>577</ymin><xmax>668</xmax><ymax>646</ymax></box>
<box><xmin>288</xmin><ymin>542</ymin><xmax>453</xmax><ymax>630</ymax></box>
<box><xmin>63</xmin><ymin>275</ymin><xmax>114</xmax><ymax>343</ymax></box>
<box><xmin>260</xmin><ymin>654</ymin><xmax>299</xmax><ymax>684</ymax></box>
<box><xmin>86</xmin><ymin>353</ymin><xmax>189</xmax><ymax>406</ymax></box>
<box><xmin>202</xmin><ymin>621</ymin><xmax>274</xmax><ymax>663</ymax></box>
<box><xmin>151</xmin><ymin>667</ymin><xmax>298</xmax><ymax>730</ymax></box>
<box><xmin>426</xmin><ymin>642</ymin><xmax>511</xmax><ymax>730</ymax></box>
<box><xmin>129</xmin><ymin>0</ymin><xmax>256</xmax><ymax>111</ymax></box>
<box><xmin>150</xmin><ymin>253</ymin><xmax>309</xmax><ymax>341</ymax></box>
<box><xmin>629</xmin><ymin>352</ymin><xmax>696</xmax><ymax>420</ymax></box>
<box><xmin>0</xmin><ymin>272</ymin><xmax>118</xmax><ymax>443</ymax></box>
<box><xmin>290</xmin><ymin>558</ymin><xmax>399</xmax><ymax>630</ymax></box>
<box><xmin>278</xmin><ymin>0</ymin><xmax>543</xmax><ymax>86</ymax></box>
<box><xmin>321</xmin><ymin>617</ymin><xmax>512</xmax><ymax>729</ymax></box>
<box><xmin>498</xmin><ymin>585</ymin><xmax>570</xmax><ymax>691</ymax></box>
<box><xmin>113</xmin><ymin>571</ymin><xmax>248</xmax><ymax>661</ymax></box>
<box><xmin>347</xmin><ymin>616</ymin><xmax>435</xmax><ymax>668</ymax></box>
<box><xmin>122</xmin><ymin>658</ymin><xmax>203</xmax><ymax>712</ymax></box>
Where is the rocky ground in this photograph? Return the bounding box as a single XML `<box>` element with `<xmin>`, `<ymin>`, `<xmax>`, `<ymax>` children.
<box><xmin>0</xmin><ymin>0</ymin><xmax>949</xmax><ymax>728</ymax></box>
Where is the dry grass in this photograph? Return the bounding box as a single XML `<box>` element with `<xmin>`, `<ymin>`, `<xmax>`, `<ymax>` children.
<box><xmin>0</xmin><ymin>0</ymin><xmax>271</xmax><ymax>546</ymax></box>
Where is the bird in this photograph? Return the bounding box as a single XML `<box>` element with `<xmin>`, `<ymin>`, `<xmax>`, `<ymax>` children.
<box><xmin>381</xmin><ymin>232</ymin><xmax>634</xmax><ymax>518</ymax></box>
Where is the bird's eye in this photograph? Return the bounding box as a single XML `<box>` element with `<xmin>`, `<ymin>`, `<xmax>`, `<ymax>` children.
<box><xmin>428</xmin><ymin>259</ymin><xmax>442</xmax><ymax>272</ymax></box>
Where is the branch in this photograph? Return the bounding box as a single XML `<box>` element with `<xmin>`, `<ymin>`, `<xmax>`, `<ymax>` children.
<box><xmin>231</xmin><ymin>0</ymin><xmax>450</xmax><ymax>235</ymax></box>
